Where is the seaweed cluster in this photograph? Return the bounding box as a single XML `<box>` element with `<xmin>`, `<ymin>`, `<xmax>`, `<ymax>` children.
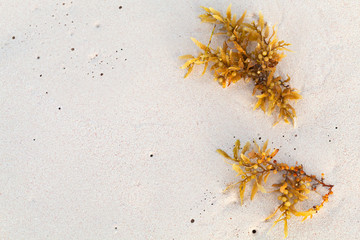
<box><xmin>218</xmin><ymin>140</ymin><xmax>333</xmax><ymax>238</ymax></box>
<box><xmin>180</xmin><ymin>5</ymin><xmax>301</xmax><ymax>126</ymax></box>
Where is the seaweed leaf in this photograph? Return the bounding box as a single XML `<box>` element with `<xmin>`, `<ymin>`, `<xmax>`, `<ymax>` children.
<box><xmin>191</xmin><ymin>37</ymin><xmax>207</xmax><ymax>51</ymax></box>
<box><xmin>233</xmin><ymin>139</ymin><xmax>240</xmax><ymax>159</ymax></box>
<box><xmin>239</xmin><ymin>182</ymin><xmax>246</xmax><ymax>205</ymax></box>
<box><xmin>184</xmin><ymin>64</ymin><xmax>194</xmax><ymax>78</ymax></box>
<box><xmin>233</xmin><ymin>164</ymin><xmax>244</xmax><ymax>175</ymax></box>
<box><xmin>217</xmin><ymin>149</ymin><xmax>233</xmax><ymax>160</ymax></box>
<box><xmin>251</xmin><ymin>178</ymin><xmax>259</xmax><ymax>200</ymax></box>
<box><xmin>226</xmin><ymin>4</ymin><xmax>232</xmax><ymax>20</ymax></box>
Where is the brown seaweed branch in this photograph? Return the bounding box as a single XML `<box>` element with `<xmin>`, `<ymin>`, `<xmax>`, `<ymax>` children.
<box><xmin>181</xmin><ymin>5</ymin><xmax>302</xmax><ymax>126</ymax></box>
<box><xmin>218</xmin><ymin>139</ymin><xmax>333</xmax><ymax>238</ymax></box>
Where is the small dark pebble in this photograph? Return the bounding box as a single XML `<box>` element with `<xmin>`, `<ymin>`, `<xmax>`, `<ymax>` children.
<box><xmin>190</xmin><ymin>219</ymin><xmax>195</xmax><ymax>223</ymax></box>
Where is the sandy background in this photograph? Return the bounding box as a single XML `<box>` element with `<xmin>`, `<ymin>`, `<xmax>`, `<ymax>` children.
<box><xmin>1</xmin><ymin>0</ymin><xmax>360</xmax><ymax>239</ymax></box>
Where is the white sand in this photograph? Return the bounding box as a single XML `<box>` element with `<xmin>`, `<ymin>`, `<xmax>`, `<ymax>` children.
<box><xmin>1</xmin><ymin>0</ymin><xmax>360</xmax><ymax>239</ymax></box>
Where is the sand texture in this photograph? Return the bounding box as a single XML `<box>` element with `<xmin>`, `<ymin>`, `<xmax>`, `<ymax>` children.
<box><xmin>1</xmin><ymin>0</ymin><xmax>360</xmax><ymax>239</ymax></box>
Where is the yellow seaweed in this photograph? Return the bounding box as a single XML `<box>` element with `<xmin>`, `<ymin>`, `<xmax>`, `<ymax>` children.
<box><xmin>180</xmin><ymin>5</ymin><xmax>302</xmax><ymax>126</ymax></box>
<box><xmin>219</xmin><ymin>139</ymin><xmax>334</xmax><ymax>238</ymax></box>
